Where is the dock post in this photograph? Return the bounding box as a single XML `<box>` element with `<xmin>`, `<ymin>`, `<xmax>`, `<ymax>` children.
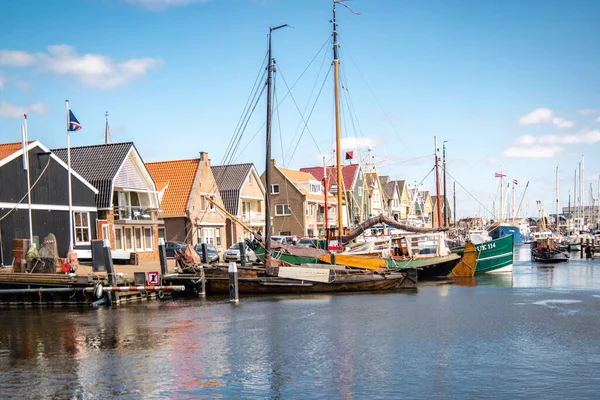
<box><xmin>103</xmin><ymin>240</ymin><xmax>118</xmax><ymax>303</ymax></box>
<box><xmin>239</xmin><ymin>242</ymin><xmax>246</xmax><ymax>267</ymax></box>
<box><xmin>331</xmin><ymin>253</ymin><xmax>336</xmax><ymax>266</ymax></box>
<box><xmin>198</xmin><ymin>265</ymin><xmax>206</xmax><ymax>298</ymax></box>
<box><xmin>580</xmin><ymin>238</ymin><xmax>584</xmax><ymax>258</ymax></box>
<box><xmin>158</xmin><ymin>238</ymin><xmax>168</xmax><ymax>277</ymax></box>
<box><xmin>200</xmin><ymin>243</ymin><xmax>208</xmax><ymax>264</ymax></box>
<box><xmin>228</xmin><ymin>261</ymin><xmax>239</xmax><ymax>303</ymax></box>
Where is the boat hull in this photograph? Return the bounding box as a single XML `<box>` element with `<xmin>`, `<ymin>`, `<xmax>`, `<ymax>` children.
<box><xmin>205</xmin><ymin>271</ymin><xmax>416</xmax><ymax>294</ymax></box>
<box><xmin>452</xmin><ymin>234</ymin><xmax>514</xmax><ymax>274</ymax></box>
<box><xmin>385</xmin><ymin>254</ymin><xmax>462</xmax><ymax>280</ymax></box>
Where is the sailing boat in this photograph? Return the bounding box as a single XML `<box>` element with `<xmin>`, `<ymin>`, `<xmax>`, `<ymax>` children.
<box><xmin>204</xmin><ymin>16</ymin><xmax>416</xmax><ymax>294</ymax></box>
<box><xmin>253</xmin><ymin>0</ymin><xmax>462</xmax><ymax>281</ymax></box>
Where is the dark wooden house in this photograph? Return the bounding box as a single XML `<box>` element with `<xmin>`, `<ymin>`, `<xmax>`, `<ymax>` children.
<box><xmin>0</xmin><ymin>141</ymin><xmax>98</xmax><ymax>266</ymax></box>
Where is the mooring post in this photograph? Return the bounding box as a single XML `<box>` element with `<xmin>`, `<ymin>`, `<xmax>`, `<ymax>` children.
<box><xmin>331</xmin><ymin>253</ymin><xmax>336</xmax><ymax>266</ymax></box>
<box><xmin>103</xmin><ymin>240</ymin><xmax>118</xmax><ymax>303</ymax></box>
<box><xmin>200</xmin><ymin>243</ymin><xmax>208</xmax><ymax>264</ymax></box>
<box><xmin>580</xmin><ymin>238</ymin><xmax>584</xmax><ymax>258</ymax></box>
<box><xmin>239</xmin><ymin>241</ymin><xmax>246</xmax><ymax>267</ymax></box>
<box><xmin>229</xmin><ymin>261</ymin><xmax>239</xmax><ymax>303</ymax></box>
<box><xmin>198</xmin><ymin>265</ymin><xmax>206</xmax><ymax>298</ymax></box>
<box><xmin>158</xmin><ymin>238</ymin><xmax>168</xmax><ymax>277</ymax></box>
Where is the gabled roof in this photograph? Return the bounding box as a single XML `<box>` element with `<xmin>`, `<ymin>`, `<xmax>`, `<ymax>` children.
<box><xmin>0</xmin><ymin>141</ymin><xmax>98</xmax><ymax>194</ymax></box>
<box><xmin>381</xmin><ymin>179</ymin><xmax>397</xmax><ymax>200</ymax></box>
<box><xmin>146</xmin><ymin>158</ymin><xmax>200</xmax><ymax>216</ymax></box>
<box><xmin>299</xmin><ymin>164</ymin><xmax>360</xmax><ymax>192</ymax></box>
<box><xmin>0</xmin><ymin>142</ymin><xmax>30</xmax><ymax>160</ymax></box>
<box><xmin>53</xmin><ymin>142</ymin><xmax>134</xmax><ymax>208</ymax></box>
<box><xmin>397</xmin><ymin>180</ymin><xmax>407</xmax><ymax>196</ymax></box>
<box><xmin>277</xmin><ymin>166</ymin><xmax>337</xmax><ymax>204</ymax></box>
<box><xmin>211</xmin><ymin>163</ymin><xmax>255</xmax><ymax>215</ymax></box>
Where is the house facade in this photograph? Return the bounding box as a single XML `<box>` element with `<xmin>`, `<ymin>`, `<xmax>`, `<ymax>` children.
<box><xmin>299</xmin><ymin>163</ymin><xmax>363</xmax><ymax>228</ymax></box>
<box><xmin>0</xmin><ymin>141</ymin><xmax>98</xmax><ymax>266</ymax></box>
<box><xmin>211</xmin><ymin>163</ymin><xmax>265</xmax><ymax>247</ymax></box>
<box><xmin>54</xmin><ymin>142</ymin><xmax>161</xmax><ymax>263</ymax></box>
<box><xmin>262</xmin><ymin>160</ymin><xmax>338</xmax><ymax>238</ymax></box>
<box><xmin>380</xmin><ymin>176</ymin><xmax>402</xmax><ymax>220</ymax></box>
<box><xmin>146</xmin><ymin>152</ymin><xmax>227</xmax><ymax>252</ymax></box>
<box><xmin>364</xmin><ymin>170</ymin><xmax>384</xmax><ymax>218</ymax></box>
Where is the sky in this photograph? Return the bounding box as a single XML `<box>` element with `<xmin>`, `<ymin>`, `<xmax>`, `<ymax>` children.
<box><xmin>1</xmin><ymin>0</ymin><xmax>599</xmax><ymax>220</ymax></box>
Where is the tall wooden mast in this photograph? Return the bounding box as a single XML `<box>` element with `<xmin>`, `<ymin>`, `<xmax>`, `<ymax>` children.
<box><xmin>264</xmin><ymin>24</ymin><xmax>287</xmax><ymax>255</ymax></box>
<box><xmin>434</xmin><ymin>136</ymin><xmax>442</xmax><ymax>228</ymax></box>
<box><xmin>332</xmin><ymin>0</ymin><xmax>344</xmax><ymax>240</ymax></box>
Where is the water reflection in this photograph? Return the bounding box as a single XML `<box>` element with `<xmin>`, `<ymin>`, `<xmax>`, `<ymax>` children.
<box><xmin>1</xmin><ymin>252</ymin><xmax>600</xmax><ymax>398</ymax></box>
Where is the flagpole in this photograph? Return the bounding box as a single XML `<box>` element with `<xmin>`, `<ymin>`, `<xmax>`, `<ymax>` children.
<box><xmin>66</xmin><ymin>100</ymin><xmax>74</xmax><ymax>251</ymax></box>
<box><xmin>22</xmin><ymin>116</ymin><xmax>33</xmax><ymax>246</ymax></box>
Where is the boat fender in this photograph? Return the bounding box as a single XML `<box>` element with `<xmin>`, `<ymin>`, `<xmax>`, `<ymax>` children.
<box><xmin>157</xmin><ymin>289</ymin><xmax>166</xmax><ymax>300</ymax></box>
<box><xmin>93</xmin><ymin>283</ymin><xmax>103</xmax><ymax>299</ymax></box>
<box><xmin>140</xmin><ymin>289</ymin><xmax>148</xmax><ymax>298</ymax></box>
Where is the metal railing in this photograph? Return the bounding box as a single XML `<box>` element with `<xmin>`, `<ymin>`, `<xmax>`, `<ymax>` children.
<box><xmin>241</xmin><ymin>211</ymin><xmax>265</xmax><ymax>224</ymax></box>
<box><xmin>114</xmin><ymin>206</ymin><xmax>152</xmax><ymax>221</ymax></box>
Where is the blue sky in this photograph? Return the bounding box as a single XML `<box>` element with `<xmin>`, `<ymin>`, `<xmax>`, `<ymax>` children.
<box><xmin>1</xmin><ymin>0</ymin><xmax>599</xmax><ymax>219</ymax></box>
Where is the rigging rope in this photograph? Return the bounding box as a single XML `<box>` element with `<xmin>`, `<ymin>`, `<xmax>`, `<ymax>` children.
<box><xmin>446</xmin><ymin>170</ymin><xmax>494</xmax><ymax>216</ymax></box>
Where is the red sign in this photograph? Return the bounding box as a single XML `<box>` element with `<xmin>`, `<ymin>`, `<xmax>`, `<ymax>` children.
<box><xmin>147</xmin><ymin>272</ymin><xmax>159</xmax><ymax>285</ymax></box>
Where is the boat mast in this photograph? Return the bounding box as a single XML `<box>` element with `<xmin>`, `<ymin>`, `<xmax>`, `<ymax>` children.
<box><xmin>443</xmin><ymin>141</ymin><xmax>448</xmax><ymax>227</ymax></box>
<box><xmin>555</xmin><ymin>165</ymin><xmax>559</xmax><ymax>231</ymax></box>
<box><xmin>581</xmin><ymin>155</ymin><xmax>585</xmax><ymax>228</ymax></box>
<box><xmin>264</xmin><ymin>24</ymin><xmax>288</xmax><ymax>256</ymax></box>
<box><xmin>332</xmin><ymin>0</ymin><xmax>344</xmax><ymax>240</ymax></box>
<box><xmin>499</xmin><ymin>165</ymin><xmax>504</xmax><ymax>222</ymax></box>
<box><xmin>453</xmin><ymin>181</ymin><xmax>456</xmax><ymax>227</ymax></box>
<box><xmin>323</xmin><ymin>156</ymin><xmax>329</xmax><ymax>247</ymax></box>
<box><xmin>434</xmin><ymin>136</ymin><xmax>442</xmax><ymax>228</ymax></box>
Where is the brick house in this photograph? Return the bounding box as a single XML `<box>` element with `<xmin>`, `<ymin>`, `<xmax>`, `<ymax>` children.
<box><xmin>299</xmin><ymin>163</ymin><xmax>363</xmax><ymax>228</ymax></box>
<box><xmin>146</xmin><ymin>152</ymin><xmax>227</xmax><ymax>252</ymax></box>
<box><xmin>261</xmin><ymin>160</ymin><xmax>338</xmax><ymax>238</ymax></box>
<box><xmin>211</xmin><ymin>163</ymin><xmax>265</xmax><ymax>247</ymax></box>
<box><xmin>53</xmin><ymin>142</ymin><xmax>161</xmax><ymax>263</ymax></box>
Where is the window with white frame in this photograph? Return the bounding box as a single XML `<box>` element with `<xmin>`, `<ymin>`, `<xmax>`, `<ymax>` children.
<box><xmin>310</xmin><ymin>183</ymin><xmax>321</xmax><ymax>193</ymax></box>
<box><xmin>115</xmin><ymin>228</ymin><xmax>123</xmax><ymax>250</ymax></box>
<box><xmin>124</xmin><ymin>227</ymin><xmax>133</xmax><ymax>250</ymax></box>
<box><xmin>144</xmin><ymin>228</ymin><xmax>153</xmax><ymax>251</ymax></box>
<box><xmin>216</xmin><ymin>228</ymin><xmax>221</xmax><ymax>246</ymax></box>
<box><xmin>204</xmin><ymin>228</ymin><xmax>215</xmax><ymax>244</ymax></box>
<box><xmin>135</xmin><ymin>227</ymin><xmax>143</xmax><ymax>250</ymax></box>
<box><xmin>276</xmin><ymin>204</ymin><xmax>291</xmax><ymax>216</ymax></box>
<box><xmin>202</xmin><ymin>195</ymin><xmax>216</xmax><ymax>211</ymax></box>
<box><xmin>73</xmin><ymin>212</ymin><xmax>90</xmax><ymax>244</ymax></box>
<box><xmin>271</xmin><ymin>184</ymin><xmax>280</xmax><ymax>194</ymax></box>
<box><xmin>358</xmin><ymin>186</ymin><xmax>362</xmax><ymax>197</ymax></box>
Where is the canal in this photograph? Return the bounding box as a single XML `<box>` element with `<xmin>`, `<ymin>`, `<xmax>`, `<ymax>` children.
<box><xmin>1</xmin><ymin>246</ymin><xmax>599</xmax><ymax>399</ymax></box>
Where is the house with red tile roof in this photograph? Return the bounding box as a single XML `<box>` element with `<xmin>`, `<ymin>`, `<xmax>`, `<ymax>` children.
<box><xmin>146</xmin><ymin>152</ymin><xmax>228</xmax><ymax>252</ymax></box>
<box><xmin>211</xmin><ymin>163</ymin><xmax>265</xmax><ymax>247</ymax></box>
<box><xmin>299</xmin><ymin>163</ymin><xmax>363</xmax><ymax>227</ymax></box>
<box><xmin>262</xmin><ymin>160</ymin><xmax>338</xmax><ymax>237</ymax></box>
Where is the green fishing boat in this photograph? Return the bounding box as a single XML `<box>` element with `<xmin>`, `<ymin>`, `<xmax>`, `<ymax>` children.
<box><xmin>452</xmin><ymin>233</ymin><xmax>514</xmax><ymax>274</ymax></box>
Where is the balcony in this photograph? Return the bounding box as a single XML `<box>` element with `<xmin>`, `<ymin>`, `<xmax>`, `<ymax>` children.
<box><xmin>114</xmin><ymin>206</ymin><xmax>153</xmax><ymax>221</ymax></box>
<box><xmin>242</xmin><ymin>211</ymin><xmax>265</xmax><ymax>225</ymax></box>
<box><xmin>317</xmin><ymin>213</ymin><xmax>337</xmax><ymax>225</ymax></box>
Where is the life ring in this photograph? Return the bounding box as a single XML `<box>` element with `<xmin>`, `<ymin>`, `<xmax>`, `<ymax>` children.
<box><xmin>157</xmin><ymin>290</ymin><xmax>165</xmax><ymax>300</ymax></box>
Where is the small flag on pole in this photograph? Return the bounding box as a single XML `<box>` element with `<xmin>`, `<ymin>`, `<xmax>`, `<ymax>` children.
<box><xmin>68</xmin><ymin>110</ymin><xmax>82</xmax><ymax>131</ymax></box>
<box><xmin>345</xmin><ymin>151</ymin><xmax>354</xmax><ymax>160</ymax></box>
<box><xmin>513</xmin><ymin>179</ymin><xmax>518</xmax><ymax>185</ymax></box>
<box><xmin>495</xmin><ymin>172</ymin><xmax>506</xmax><ymax>178</ymax></box>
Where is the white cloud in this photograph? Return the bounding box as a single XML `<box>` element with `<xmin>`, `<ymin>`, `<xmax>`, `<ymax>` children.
<box><xmin>578</xmin><ymin>109</ymin><xmax>599</xmax><ymax>116</ymax></box>
<box><xmin>122</xmin><ymin>0</ymin><xmax>210</xmax><ymax>9</ymax></box>
<box><xmin>0</xmin><ymin>100</ymin><xmax>48</xmax><ymax>119</ymax></box>
<box><xmin>0</xmin><ymin>45</ymin><xmax>162</xmax><ymax>89</ymax></box>
<box><xmin>503</xmin><ymin>128</ymin><xmax>600</xmax><ymax>158</ymax></box>
<box><xmin>340</xmin><ymin>137</ymin><xmax>379</xmax><ymax>150</ymax></box>
<box><xmin>518</xmin><ymin>107</ymin><xmax>575</xmax><ymax>129</ymax></box>
<box><xmin>596</xmin><ymin>116</ymin><xmax>600</xmax><ymax>123</ymax></box>
<box><xmin>503</xmin><ymin>145</ymin><xmax>564</xmax><ymax>158</ymax></box>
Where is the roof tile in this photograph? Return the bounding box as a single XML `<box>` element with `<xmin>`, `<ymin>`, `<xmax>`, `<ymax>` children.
<box><xmin>146</xmin><ymin>158</ymin><xmax>200</xmax><ymax>216</ymax></box>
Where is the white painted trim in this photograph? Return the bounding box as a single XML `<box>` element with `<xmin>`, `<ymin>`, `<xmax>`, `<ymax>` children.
<box><xmin>240</xmin><ymin>196</ymin><xmax>264</xmax><ymax>200</ymax></box>
<box><xmin>0</xmin><ymin>141</ymin><xmax>99</xmax><ymax>194</ymax></box>
<box><xmin>0</xmin><ymin>202</ymin><xmax>97</xmax><ymax>212</ymax></box>
<box><xmin>73</xmin><ymin>211</ymin><xmax>92</xmax><ymax>246</ymax></box>
<box><xmin>197</xmin><ymin>222</ymin><xmax>226</xmax><ymax>226</ymax></box>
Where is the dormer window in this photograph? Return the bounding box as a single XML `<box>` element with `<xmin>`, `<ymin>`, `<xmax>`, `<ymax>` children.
<box><xmin>271</xmin><ymin>184</ymin><xmax>280</xmax><ymax>194</ymax></box>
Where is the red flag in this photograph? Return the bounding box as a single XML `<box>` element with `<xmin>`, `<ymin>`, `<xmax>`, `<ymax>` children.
<box><xmin>345</xmin><ymin>151</ymin><xmax>353</xmax><ymax>160</ymax></box>
<box><xmin>495</xmin><ymin>172</ymin><xmax>506</xmax><ymax>178</ymax></box>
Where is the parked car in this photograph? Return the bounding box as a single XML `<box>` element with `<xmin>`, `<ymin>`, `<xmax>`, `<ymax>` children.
<box><xmin>297</xmin><ymin>237</ymin><xmax>317</xmax><ymax>248</ymax></box>
<box><xmin>193</xmin><ymin>243</ymin><xmax>220</xmax><ymax>264</ymax></box>
<box><xmin>165</xmin><ymin>241</ymin><xmax>186</xmax><ymax>257</ymax></box>
<box><xmin>271</xmin><ymin>235</ymin><xmax>297</xmax><ymax>245</ymax></box>
<box><xmin>223</xmin><ymin>242</ymin><xmax>257</xmax><ymax>263</ymax></box>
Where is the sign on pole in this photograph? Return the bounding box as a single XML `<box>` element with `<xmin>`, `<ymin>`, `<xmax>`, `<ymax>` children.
<box><xmin>147</xmin><ymin>271</ymin><xmax>159</xmax><ymax>285</ymax></box>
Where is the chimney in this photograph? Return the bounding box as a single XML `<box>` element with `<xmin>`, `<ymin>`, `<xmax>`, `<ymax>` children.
<box><xmin>200</xmin><ymin>151</ymin><xmax>208</xmax><ymax>162</ymax></box>
<box><xmin>271</xmin><ymin>159</ymin><xmax>276</xmax><ymax>167</ymax></box>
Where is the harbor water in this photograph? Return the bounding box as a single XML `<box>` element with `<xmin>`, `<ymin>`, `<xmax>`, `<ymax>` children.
<box><xmin>1</xmin><ymin>246</ymin><xmax>600</xmax><ymax>399</ymax></box>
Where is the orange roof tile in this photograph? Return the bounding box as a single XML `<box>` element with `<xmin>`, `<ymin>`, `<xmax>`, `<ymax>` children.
<box><xmin>146</xmin><ymin>158</ymin><xmax>200</xmax><ymax>216</ymax></box>
<box><xmin>0</xmin><ymin>142</ymin><xmax>29</xmax><ymax>160</ymax></box>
